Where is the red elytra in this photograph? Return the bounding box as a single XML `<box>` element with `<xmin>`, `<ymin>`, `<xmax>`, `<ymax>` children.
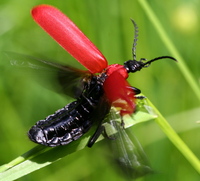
<box><xmin>31</xmin><ymin>4</ymin><xmax>135</xmax><ymax>116</ymax></box>
<box><xmin>31</xmin><ymin>5</ymin><xmax>107</xmax><ymax>74</ymax></box>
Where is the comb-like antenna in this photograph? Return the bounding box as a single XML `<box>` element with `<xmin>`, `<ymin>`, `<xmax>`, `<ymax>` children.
<box><xmin>131</xmin><ymin>19</ymin><xmax>139</xmax><ymax>61</ymax></box>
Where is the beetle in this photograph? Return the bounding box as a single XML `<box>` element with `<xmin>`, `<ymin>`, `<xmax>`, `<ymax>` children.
<box><xmin>7</xmin><ymin>5</ymin><xmax>176</xmax><ymax>147</ymax></box>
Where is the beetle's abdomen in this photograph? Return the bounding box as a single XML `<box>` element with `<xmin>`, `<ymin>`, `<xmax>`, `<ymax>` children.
<box><xmin>28</xmin><ymin>98</ymin><xmax>98</xmax><ymax>146</ymax></box>
<box><xmin>28</xmin><ymin>75</ymin><xmax>110</xmax><ymax>147</ymax></box>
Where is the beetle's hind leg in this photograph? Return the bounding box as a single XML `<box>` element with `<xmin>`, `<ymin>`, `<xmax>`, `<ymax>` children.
<box><xmin>87</xmin><ymin>121</ymin><xmax>118</xmax><ymax>147</ymax></box>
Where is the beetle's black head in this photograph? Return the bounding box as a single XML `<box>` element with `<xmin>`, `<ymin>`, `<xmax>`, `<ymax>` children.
<box><xmin>124</xmin><ymin>56</ymin><xmax>177</xmax><ymax>73</ymax></box>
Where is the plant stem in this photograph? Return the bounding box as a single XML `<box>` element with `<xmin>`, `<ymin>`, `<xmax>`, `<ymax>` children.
<box><xmin>138</xmin><ymin>0</ymin><xmax>200</xmax><ymax>101</ymax></box>
<box><xmin>146</xmin><ymin>98</ymin><xmax>200</xmax><ymax>173</ymax></box>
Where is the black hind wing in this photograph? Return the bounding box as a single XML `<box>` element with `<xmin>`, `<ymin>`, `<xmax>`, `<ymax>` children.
<box><xmin>3</xmin><ymin>51</ymin><xmax>91</xmax><ymax>98</ymax></box>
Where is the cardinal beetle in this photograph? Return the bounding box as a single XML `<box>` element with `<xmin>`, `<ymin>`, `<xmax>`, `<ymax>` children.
<box><xmin>24</xmin><ymin>5</ymin><xmax>176</xmax><ymax>147</ymax></box>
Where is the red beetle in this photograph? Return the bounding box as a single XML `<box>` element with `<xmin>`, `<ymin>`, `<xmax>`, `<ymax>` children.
<box><xmin>31</xmin><ymin>4</ymin><xmax>175</xmax><ymax>118</ymax></box>
<box><xmin>6</xmin><ymin>4</ymin><xmax>176</xmax><ymax>179</ymax></box>
<box><xmin>5</xmin><ymin>4</ymin><xmax>176</xmax><ymax>148</ymax></box>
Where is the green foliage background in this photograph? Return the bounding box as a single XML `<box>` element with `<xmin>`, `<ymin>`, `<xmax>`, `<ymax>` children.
<box><xmin>0</xmin><ymin>0</ymin><xmax>199</xmax><ymax>180</ymax></box>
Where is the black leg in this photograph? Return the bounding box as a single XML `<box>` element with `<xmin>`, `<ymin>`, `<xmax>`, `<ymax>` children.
<box><xmin>135</xmin><ymin>95</ymin><xmax>146</xmax><ymax>99</ymax></box>
<box><xmin>127</xmin><ymin>86</ymin><xmax>146</xmax><ymax>99</ymax></box>
<box><xmin>127</xmin><ymin>86</ymin><xmax>141</xmax><ymax>95</ymax></box>
<box><xmin>87</xmin><ymin>125</ymin><xmax>105</xmax><ymax>147</ymax></box>
<box><xmin>87</xmin><ymin>122</ymin><xmax>119</xmax><ymax>147</ymax></box>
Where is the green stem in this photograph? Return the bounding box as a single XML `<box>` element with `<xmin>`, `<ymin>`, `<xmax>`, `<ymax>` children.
<box><xmin>138</xmin><ymin>0</ymin><xmax>200</xmax><ymax>101</ymax></box>
<box><xmin>146</xmin><ymin>98</ymin><xmax>200</xmax><ymax>173</ymax></box>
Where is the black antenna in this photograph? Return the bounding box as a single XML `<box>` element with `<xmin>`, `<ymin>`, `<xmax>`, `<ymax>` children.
<box><xmin>142</xmin><ymin>56</ymin><xmax>177</xmax><ymax>67</ymax></box>
<box><xmin>124</xmin><ymin>20</ymin><xmax>177</xmax><ymax>73</ymax></box>
<box><xmin>131</xmin><ymin>19</ymin><xmax>139</xmax><ymax>61</ymax></box>
<box><xmin>124</xmin><ymin>55</ymin><xmax>177</xmax><ymax>73</ymax></box>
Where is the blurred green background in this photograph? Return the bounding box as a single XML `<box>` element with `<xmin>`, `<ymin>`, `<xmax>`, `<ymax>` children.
<box><xmin>0</xmin><ymin>0</ymin><xmax>199</xmax><ymax>180</ymax></box>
